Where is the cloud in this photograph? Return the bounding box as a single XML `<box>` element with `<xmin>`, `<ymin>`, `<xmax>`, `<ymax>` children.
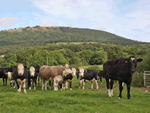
<box><xmin>96</xmin><ymin>27</ymin><xmax>107</xmax><ymax>31</ymax></box>
<box><xmin>39</xmin><ymin>18</ymin><xmax>66</xmax><ymax>27</ymax></box>
<box><xmin>32</xmin><ymin>13</ymin><xmax>41</xmax><ymax>17</ymax></box>
<box><xmin>31</xmin><ymin>0</ymin><xmax>117</xmax><ymax>20</ymax></box>
<box><xmin>0</xmin><ymin>17</ymin><xmax>18</xmax><ymax>27</ymax></box>
<box><xmin>40</xmin><ymin>18</ymin><xmax>53</xmax><ymax>27</ymax></box>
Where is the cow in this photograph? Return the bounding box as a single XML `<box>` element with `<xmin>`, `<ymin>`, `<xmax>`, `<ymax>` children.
<box><xmin>77</xmin><ymin>68</ymin><xmax>99</xmax><ymax>90</ymax></box>
<box><xmin>0</xmin><ymin>67</ymin><xmax>13</xmax><ymax>86</ymax></box>
<box><xmin>62</xmin><ymin>68</ymin><xmax>76</xmax><ymax>90</ymax></box>
<box><xmin>7</xmin><ymin>72</ymin><xmax>16</xmax><ymax>88</ymax></box>
<box><xmin>12</xmin><ymin>64</ymin><xmax>28</xmax><ymax>93</ymax></box>
<box><xmin>103</xmin><ymin>56</ymin><xmax>143</xmax><ymax>99</ymax></box>
<box><xmin>97</xmin><ymin>70</ymin><xmax>104</xmax><ymax>84</ymax></box>
<box><xmin>39</xmin><ymin>64</ymin><xmax>71</xmax><ymax>91</ymax></box>
<box><xmin>28</xmin><ymin>66</ymin><xmax>37</xmax><ymax>90</ymax></box>
<box><xmin>34</xmin><ymin>64</ymin><xmax>41</xmax><ymax>85</ymax></box>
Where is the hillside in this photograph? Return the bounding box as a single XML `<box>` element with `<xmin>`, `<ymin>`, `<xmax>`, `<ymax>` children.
<box><xmin>0</xmin><ymin>26</ymin><xmax>149</xmax><ymax>47</ymax></box>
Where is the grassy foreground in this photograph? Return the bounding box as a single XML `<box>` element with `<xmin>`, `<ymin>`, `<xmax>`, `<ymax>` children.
<box><xmin>0</xmin><ymin>77</ymin><xmax>150</xmax><ymax>113</ymax></box>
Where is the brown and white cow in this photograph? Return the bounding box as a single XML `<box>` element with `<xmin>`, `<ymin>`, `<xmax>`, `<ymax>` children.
<box><xmin>7</xmin><ymin>72</ymin><xmax>16</xmax><ymax>88</ymax></box>
<box><xmin>39</xmin><ymin>64</ymin><xmax>71</xmax><ymax>91</ymax></box>
<box><xmin>62</xmin><ymin>68</ymin><xmax>76</xmax><ymax>90</ymax></box>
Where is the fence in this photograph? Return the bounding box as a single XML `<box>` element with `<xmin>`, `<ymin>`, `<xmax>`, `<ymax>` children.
<box><xmin>144</xmin><ymin>71</ymin><xmax>150</xmax><ymax>88</ymax></box>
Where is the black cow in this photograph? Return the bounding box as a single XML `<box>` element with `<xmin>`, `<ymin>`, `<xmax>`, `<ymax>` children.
<box><xmin>103</xmin><ymin>56</ymin><xmax>143</xmax><ymax>99</ymax></box>
<box><xmin>98</xmin><ymin>70</ymin><xmax>104</xmax><ymax>84</ymax></box>
<box><xmin>28</xmin><ymin>65</ymin><xmax>40</xmax><ymax>90</ymax></box>
<box><xmin>77</xmin><ymin>69</ymin><xmax>99</xmax><ymax>90</ymax></box>
<box><xmin>0</xmin><ymin>67</ymin><xmax>13</xmax><ymax>86</ymax></box>
<box><xmin>12</xmin><ymin>64</ymin><xmax>28</xmax><ymax>93</ymax></box>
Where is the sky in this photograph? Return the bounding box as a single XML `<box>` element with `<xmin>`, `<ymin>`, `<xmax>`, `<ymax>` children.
<box><xmin>0</xmin><ymin>0</ymin><xmax>150</xmax><ymax>42</ymax></box>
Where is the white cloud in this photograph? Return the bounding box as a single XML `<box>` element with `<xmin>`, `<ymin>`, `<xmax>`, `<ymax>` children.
<box><xmin>40</xmin><ymin>18</ymin><xmax>66</xmax><ymax>27</ymax></box>
<box><xmin>40</xmin><ymin>18</ymin><xmax>53</xmax><ymax>27</ymax></box>
<box><xmin>0</xmin><ymin>17</ymin><xmax>18</xmax><ymax>27</ymax></box>
<box><xmin>31</xmin><ymin>0</ymin><xmax>117</xmax><ymax>20</ymax></box>
<box><xmin>32</xmin><ymin>13</ymin><xmax>41</xmax><ymax>17</ymax></box>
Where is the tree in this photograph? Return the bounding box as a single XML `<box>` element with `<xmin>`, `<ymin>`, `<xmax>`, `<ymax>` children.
<box><xmin>107</xmin><ymin>45</ymin><xmax>124</xmax><ymax>59</ymax></box>
<box><xmin>89</xmin><ymin>50</ymin><xmax>107</xmax><ymax>65</ymax></box>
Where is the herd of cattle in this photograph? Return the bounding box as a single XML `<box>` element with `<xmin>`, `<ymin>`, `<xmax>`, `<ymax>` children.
<box><xmin>0</xmin><ymin>56</ymin><xmax>143</xmax><ymax>100</ymax></box>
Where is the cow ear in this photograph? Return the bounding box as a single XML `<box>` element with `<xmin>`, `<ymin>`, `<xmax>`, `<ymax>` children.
<box><xmin>137</xmin><ymin>58</ymin><xmax>143</xmax><ymax>62</ymax></box>
<box><xmin>84</xmin><ymin>69</ymin><xmax>87</xmax><ymax>72</ymax></box>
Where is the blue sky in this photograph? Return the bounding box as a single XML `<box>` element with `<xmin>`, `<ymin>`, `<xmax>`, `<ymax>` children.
<box><xmin>0</xmin><ymin>0</ymin><xmax>150</xmax><ymax>42</ymax></box>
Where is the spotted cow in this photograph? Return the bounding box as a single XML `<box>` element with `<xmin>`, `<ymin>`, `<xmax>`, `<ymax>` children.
<box><xmin>77</xmin><ymin>69</ymin><xmax>99</xmax><ymax>90</ymax></box>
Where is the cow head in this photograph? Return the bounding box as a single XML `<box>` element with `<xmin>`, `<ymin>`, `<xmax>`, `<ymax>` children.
<box><xmin>79</xmin><ymin>68</ymin><xmax>85</xmax><ymax>77</ymax></box>
<box><xmin>7</xmin><ymin>72</ymin><xmax>13</xmax><ymax>80</ymax></box>
<box><xmin>30</xmin><ymin>66</ymin><xmax>35</xmax><ymax>77</ymax></box>
<box><xmin>71</xmin><ymin>68</ymin><xmax>76</xmax><ymax>77</ymax></box>
<box><xmin>35</xmin><ymin>64</ymin><xmax>40</xmax><ymax>73</ymax></box>
<box><xmin>17</xmin><ymin>64</ymin><xmax>24</xmax><ymax>76</ymax></box>
<box><xmin>63</xmin><ymin>68</ymin><xmax>72</xmax><ymax>77</ymax></box>
<box><xmin>125</xmin><ymin>56</ymin><xmax>143</xmax><ymax>73</ymax></box>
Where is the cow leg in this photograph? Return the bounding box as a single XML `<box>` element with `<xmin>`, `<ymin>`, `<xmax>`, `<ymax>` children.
<box><xmin>80</xmin><ymin>79</ymin><xmax>85</xmax><ymax>90</ymax></box>
<box><xmin>106</xmin><ymin>78</ymin><xmax>111</xmax><ymax>98</ymax></box>
<box><xmin>16</xmin><ymin>80</ymin><xmax>19</xmax><ymax>89</ymax></box>
<box><xmin>42</xmin><ymin>79</ymin><xmax>45</xmax><ymax>90</ymax></box>
<box><xmin>17</xmin><ymin>79</ymin><xmax>22</xmax><ymax>93</ymax></box>
<box><xmin>13</xmin><ymin>81</ymin><xmax>16</xmax><ymax>88</ymax></box>
<box><xmin>59</xmin><ymin>83</ymin><xmax>62</xmax><ymax>90</ymax></box>
<box><xmin>65</xmin><ymin>81</ymin><xmax>68</xmax><ymax>89</ymax></box>
<box><xmin>110</xmin><ymin>80</ymin><xmax>114</xmax><ymax>97</ymax></box>
<box><xmin>49</xmin><ymin>80</ymin><xmax>52</xmax><ymax>89</ymax></box>
<box><xmin>18</xmin><ymin>82</ymin><xmax>21</xmax><ymax>93</ymax></box>
<box><xmin>78</xmin><ymin>80</ymin><xmax>81</xmax><ymax>89</ymax></box>
<box><xmin>91</xmin><ymin>81</ymin><xmax>94</xmax><ymax>89</ymax></box>
<box><xmin>62</xmin><ymin>81</ymin><xmax>65</xmax><ymax>90</ymax></box>
<box><xmin>119</xmin><ymin>81</ymin><xmax>123</xmax><ymax>99</ymax></box>
<box><xmin>95</xmin><ymin>80</ymin><xmax>99</xmax><ymax>89</ymax></box>
<box><xmin>70</xmin><ymin>80</ymin><xmax>72</xmax><ymax>90</ymax></box>
<box><xmin>37</xmin><ymin>76</ymin><xmax>39</xmax><ymax>85</ymax></box>
<box><xmin>33</xmin><ymin>79</ymin><xmax>36</xmax><ymax>90</ymax></box>
<box><xmin>6</xmin><ymin>78</ymin><xmax>7</xmax><ymax>86</ymax></box>
<box><xmin>53</xmin><ymin>77</ymin><xmax>58</xmax><ymax>91</ymax></box>
<box><xmin>127</xmin><ymin>83</ymin><xmax>131</xmax><ymax>100</ymax></box>
<box><xmin>28</xmin><ymin>78</ymin><xmax>31</xmax><ymax>90</ymax></box>
<box><xmin>23</xmin><ymin>79</ymin><xmax>27</xmax><ymax>94</ymax></box>
<box><xmin>45</xmin><ymin>80</ymin><xmax>47</xmax><ymax>90</ymax></box>
<box><xmin>82</xmin><ymin>81</ymin><xmax>85</xmax><ymax>90</ymax></box>
<box><xmin>3</xmin><ymin>78</ymin><xmax>5</xmax><ymax>86</ymax></box>
<box><xmin>100</xmin><ymin>76</ymin><xmax>102</xmax><ymax>84</ymax></box>
<box><xmin>10</xmin><ymin>81</ymin><xmax>12</xmax><ymax>89</ymax></box>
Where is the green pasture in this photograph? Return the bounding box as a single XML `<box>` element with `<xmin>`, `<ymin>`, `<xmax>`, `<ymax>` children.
<box><xmin>0</xmin><ymin>76</ymin><xmax>150</xmax><ymax>113</ymax></box>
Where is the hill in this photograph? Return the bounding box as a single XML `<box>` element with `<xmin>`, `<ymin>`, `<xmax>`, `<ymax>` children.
<box><xmin>0</xmin><ymin>26</ymin><xmax>149</xmax><ymax>47</ymax></box>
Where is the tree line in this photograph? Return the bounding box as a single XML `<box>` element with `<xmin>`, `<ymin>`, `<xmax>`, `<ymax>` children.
<box><xmin>0</xmin><ymin>43</ymin><xmax>150</xmax><ymax>71</ymax></box>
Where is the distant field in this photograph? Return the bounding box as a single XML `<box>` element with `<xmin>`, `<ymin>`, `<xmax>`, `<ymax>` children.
<box><xmin>79</xmin><ymin>65</ymin><xmax>103</xmax><ymax>70</ymax></box>
<box><xmin>0</xmin><ymin>77</ymin><xmax>150</xmax><ymax>113</ymax></box>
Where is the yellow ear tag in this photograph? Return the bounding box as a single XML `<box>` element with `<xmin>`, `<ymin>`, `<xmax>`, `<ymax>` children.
<box><xmin>125</xmin><ymin>61</ymin><xmax>128</xmax><ymax>63</ymax></box>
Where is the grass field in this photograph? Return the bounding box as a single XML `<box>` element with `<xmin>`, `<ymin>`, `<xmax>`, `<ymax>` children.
<box><xmin>0</xmin><ymin>77</ymin><xmax>150</xmax><ymax>113</ymax></box>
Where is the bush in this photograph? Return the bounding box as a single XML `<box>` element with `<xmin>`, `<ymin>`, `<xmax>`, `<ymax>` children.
<box><xmin>86</xmin><ymin>65</ymin><xmax>100</xmax><ymax>70</ymax></box>
<box><xmin>132</xmin><ymin>72</ymin><xmax>144</xmax><ymax>87</ymax></box>
<box><xmin>136</xmin><ymin>53</ymin><xmax>150</xmax><ymax>72</ymax></box>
